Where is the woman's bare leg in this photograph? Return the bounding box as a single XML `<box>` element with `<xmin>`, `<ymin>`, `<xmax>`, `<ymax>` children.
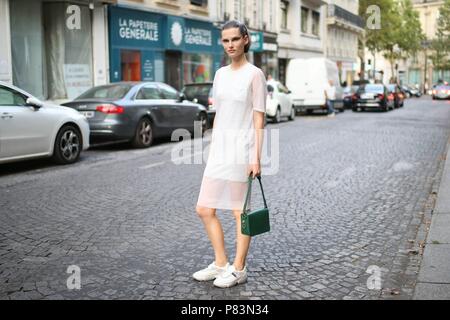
<box><xmin>232</xmin><ymin>209</ymin><xmax>251</xmax><ymax>271</ymax></box>
<box><xmin>196</xmin><ymin>206</ymin><xmax>228</xmax><ymax>267</ymax></box>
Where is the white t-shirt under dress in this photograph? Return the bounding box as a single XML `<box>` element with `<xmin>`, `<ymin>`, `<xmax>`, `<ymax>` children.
<box><xmin>196</xmin><ymin>62</ymin><xmax>267</xmax><ymax>211</ymax></box>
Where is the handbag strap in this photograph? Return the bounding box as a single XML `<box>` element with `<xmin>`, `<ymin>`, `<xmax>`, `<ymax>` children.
<box><xmin>243</xmin><ymin>175</ymin><xmax>268</xmax><ymax>213</ymax></box>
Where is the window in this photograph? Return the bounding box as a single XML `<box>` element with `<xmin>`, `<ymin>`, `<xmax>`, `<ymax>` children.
<box><xmin>183</xmin><ymin>53</ymin><xmax>212</xmax><ymax>84</ymax></box>
<box><xmin>190</xmin><ymin>0</ymin><xmax>207</xmax><ymax>6</ymax></box>
<box><xmin>301</xmin><ymin>7</ymin><xmax>309</xmax><ymax>33</ymax></box>
<box><xmin>0</xmin><ymin>87</ymin><xmax>27</xmax><ymax>106</ymax></box>
<box><xmin>136</xmin><ymin>85</ymin><xmax>162</xmax><ymax>100</ymax></box>
<box><xmin>281</xmin><ymin>1</ymin><xmax>288</xmax><ymax>29</ymax></box>
<box><xmin>77</xmin><ymin>84</ymin><xmax>133</xmax><ymax>100</ymax></box>
<box><xmin>312</xmin><ymin>11</ymin><xmax>320</xmax><ymax>36</ymax></box>
<box><xmin>158</xmin><ymin>83</ymin><xmax>179</xmax><ymax>100</ymax></box>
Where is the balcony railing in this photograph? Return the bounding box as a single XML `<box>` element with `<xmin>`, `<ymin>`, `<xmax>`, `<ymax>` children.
<box><xmin>327</xmin><ymin>4</ymin><xmax>364</xmax><ymax>29</ymax></box>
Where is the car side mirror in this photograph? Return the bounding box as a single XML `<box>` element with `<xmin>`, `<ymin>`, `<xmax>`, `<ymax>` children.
<box><xmin>287</xmin><ymin>90</ymin><xmax>292</xmax><ymax>94</ymax></box>
<box><xmin>178</xmin><ymin>92</ymin><xmax>185</xmax><ymax>102</ymax></box>
<box><xmin>26</xmin><ymin>97</ymin><xmax>43</xmax><ymax>109</ymax></box>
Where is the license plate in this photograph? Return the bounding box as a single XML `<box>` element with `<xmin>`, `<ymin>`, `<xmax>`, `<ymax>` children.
<box><xmin>361</xmin><ymin>93</ymin><xmax>374</xmax><ymax>99</ymax></box>
<box><xmin>80</xmin><ymin>111</ymin><xmax>94</xmax><ymax>118</ymax></box>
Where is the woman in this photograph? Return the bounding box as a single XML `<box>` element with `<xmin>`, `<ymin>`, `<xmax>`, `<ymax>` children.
<box><xmin>194</xmin><ymin>20</ymin><xmax>267</xmax><ymax>288</ymax></box>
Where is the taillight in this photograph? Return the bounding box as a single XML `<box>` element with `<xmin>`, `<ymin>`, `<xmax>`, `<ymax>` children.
<box><xmin>377</xmin><ymin>94</ymin><xmax>385</xmax><ymax>100</ymax></box>
<box><xmin>208</xmin><ymin>97</ymin><xmax>213</xmax><ymax>105</ymax></box>
<box><xmin>96</xmin><ymin>104</ymin><xmax>124</xmax><ymax>114</ymax></box>
<box><xmin>432</xmin><ymin>90</ymin><xmax>437</xmax><ymax>94</ymax></box>
<box><xmin>352</xmin><ymin>93</ymin><xmax>358</xmax><ymax>101</ymax></box>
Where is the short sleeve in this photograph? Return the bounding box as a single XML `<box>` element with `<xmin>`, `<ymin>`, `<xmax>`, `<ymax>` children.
<box><xmin>212</xmin><ymin>69</ymin><xmax>220</xmax><ymax>111</ymax></box>
<box><xmin>252</xmin><ymin>69</ymin><xmax>267</xmax><ymax>113</ymax></box>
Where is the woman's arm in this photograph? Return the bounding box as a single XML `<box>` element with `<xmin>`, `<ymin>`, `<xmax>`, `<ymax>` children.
<box><xmin>248</xmin><ymin>69</ymin><xmax>267</xmax><ymax>178</ymax></box>
<box><xmin>248</xmin><ymin>111</ymin><xmax>265</xmax><ymax>178</ymax></box>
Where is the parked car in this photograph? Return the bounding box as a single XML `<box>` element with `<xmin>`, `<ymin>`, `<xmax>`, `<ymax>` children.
<box><xmin>343</xmin><ymin>85</ymin><xmax>359</xmax><ymax>109</ymax></box>
<box><xmin>403</xmin><ymin>85</ymin><xmax>422</xmax><ymax>97</ymax></box>
<box><xmin>181</xmin><ymin>82</ymin><xmax>214</xmax><ymax>127</ymax></box>
<box><xmin>61</xmin><ymin>82</ymin><xmax>208</xmax><ymax>147</ymax></box>
<box><xmin>286</xmin><ymin>57</ymin><xmax>344</xmax><ymax>114</ymax></box>
<box><xmin>386</xmin><ymin>84</ymin><xmax>405</xmax><ymax>108</ymax></box>
<box><xmin>431</xmin><ymin>85</ymin><xmax>450</xmax><ymax>100</ymax></box>
<box><xmin>0</xmin><ymin>81</ymin><xmax>90</xmax><ymax>165</ymax></box>
<box><xmin>266</xmin><ymin>80</ymin><xmax>295</xmax><ymax>123</ymax></box>
<box><xmin>352</xmin><ymin>84</ymin><xmax>395</xmax><ymax>112</ymax></box>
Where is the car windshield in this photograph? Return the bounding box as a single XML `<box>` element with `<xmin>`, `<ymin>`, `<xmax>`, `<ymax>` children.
<box><xmin>436</xmin><ymin>85</ymin><xmax>450</xmax><ymax>90</ymax></box>
<box><xmin>76</xmin><ymin>84</ymin><xmax>133</xmax><ymax>100</ymax></box>
<box><xmin>183</xmin><ymin>85</ymin><xmax>211</xmax><ymax>99</ymax></box>
<box><xmin>359</xmin><ymin>85</ymin><xmax>384</xmax><ymax>93</ymax></box>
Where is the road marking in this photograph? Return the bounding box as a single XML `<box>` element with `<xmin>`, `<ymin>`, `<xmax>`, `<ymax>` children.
<box><xmin>139</xmin><ymin>161</ymin><xmax>165</xmax><ymax>169</ymax></box>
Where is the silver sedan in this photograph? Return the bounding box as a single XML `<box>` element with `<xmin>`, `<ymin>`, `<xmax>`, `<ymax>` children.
<box><xmin>0</xmin><ymin>81</ymin><xmax>90</xmax><ymax>165</ymax></box>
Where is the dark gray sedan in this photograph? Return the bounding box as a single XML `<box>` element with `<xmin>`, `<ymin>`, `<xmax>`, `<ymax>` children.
<box><xmin>62</xmin><ymin>82</ymin><xmax>208</xmax><ymax>147</ymax></box>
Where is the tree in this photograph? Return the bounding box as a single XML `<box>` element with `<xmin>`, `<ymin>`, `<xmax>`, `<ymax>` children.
<box><xmin>382</xmin><ymin>0</ymin><xmax>424</xmax><ymax>83</ymax></box>
<box><xmin>429</xmin><ymin>0</ymin><xmax>450</xmax><ymax>80</ymax></box>
<box><xmin>359</xmin><ymin>0</ymin><xmax>424</xmax><ymax>83</ymax></box>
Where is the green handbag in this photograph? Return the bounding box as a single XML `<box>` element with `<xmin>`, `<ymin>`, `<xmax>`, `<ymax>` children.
<box><xmin>241</xmin><ymin>175</ymin><xmax>270</xmax><ymax>236</ymax></box>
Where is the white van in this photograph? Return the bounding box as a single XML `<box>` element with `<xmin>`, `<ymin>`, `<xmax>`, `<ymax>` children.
<box><xmin>286</xmin><ymin>57</ymin><xmax>344</xmax><ymax>114</ymax></box>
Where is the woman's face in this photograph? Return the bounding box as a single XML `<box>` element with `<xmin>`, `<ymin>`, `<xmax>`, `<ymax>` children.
<box><xmin>221</xmin><ymin>27</ymin><xmax>248</xmax><ymax>59</ymax></box>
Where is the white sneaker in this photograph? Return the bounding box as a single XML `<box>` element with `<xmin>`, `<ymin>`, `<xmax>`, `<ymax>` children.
<box><xmin>192</xmin><ymin>262</ymin><xmax>230</xmax><ymax>281</ymax></box>
<box><xmin>213</xmin><ymin>265</ymin><xmax>248</xmax><ymax>288</ymax></box>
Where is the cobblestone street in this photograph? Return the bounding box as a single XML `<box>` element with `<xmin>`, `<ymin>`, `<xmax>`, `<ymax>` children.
<box><xmin>1</xmin><ymin>96</ymin><xmax>450</xmax><ymax>300</ymax></box>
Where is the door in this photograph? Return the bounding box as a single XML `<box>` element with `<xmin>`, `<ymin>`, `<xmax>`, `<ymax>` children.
<box><xmin>0</xmin><ymin>86</ymin><xmax>53</xmax><ymax>159</ymax></box>
<box><xmin>159</xmin><ymin>83</ymin><xmax>196</xmax><ymax>131</ymax></box>
<box><xmin>121</xmin><ymin>50</ymin><xmax>141</xmax><ymax>81</ymax></box>
<box><xmin>134</xmin><ymin>84</ymin><xmax>172</xmax><ymax>135</ymax></box>
<box><xmin>165</xmin><ymin>51</ymin><xmax>182</xmax><ymax>91</ymax></box>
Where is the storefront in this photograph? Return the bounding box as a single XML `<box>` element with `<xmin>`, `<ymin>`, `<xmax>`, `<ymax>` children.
<box><xmin>108</xmin><ymin>5</ymin><xmax>223</xmax><ymax>90</ymax></box>
<box><xmin>9</xmin><ymin>0</ymin><xmax>110</xmax><ymax>101</ymax></box>
<box><xmin>248</xmin><ymin>31</ymin><xmax>278</xmax><ymax>80</ymax></box>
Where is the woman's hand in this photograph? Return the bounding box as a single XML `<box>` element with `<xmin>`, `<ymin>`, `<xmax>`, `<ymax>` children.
<box><xmin>247</xmin><ymin>162</ymin><xmax>261</xmax><ymax>178</ymax></box>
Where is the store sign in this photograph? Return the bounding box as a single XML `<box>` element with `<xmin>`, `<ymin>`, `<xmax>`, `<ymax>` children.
<box><xmin>118</xmin><ymin>18</ymin><xmax>159</xmax><ymax>41</ymax></box>
<box><xmin>184</xmin><ymin>19</ymin><xmax>221</xmax><ymax>54</ymax></box>
<box><xmin>63</xmin><ymin>64</ymin><xmax>93</xmax><ymax>99</ymax></box>
<box><xmin>109</xmin><ymin>6</ymin><xmax>164</xmax><ymax>49</ymax></box>
<box><xmin>250</xmin><ymin>31</ymin><xmax>264</xmax><ymax>52</ymax></box>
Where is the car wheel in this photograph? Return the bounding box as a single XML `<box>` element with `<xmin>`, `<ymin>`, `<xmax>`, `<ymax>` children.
<box><xmin>288</xmin><ymin>106</ymin><xmax>295</xmax><ymax>120</ymax></box>
<box><xmin>352</xmin><ymin>108</ymin><xmax>358</xmax><ymax>112</ymax></box>
<box><xmin>197</xmin><ymin>112</ymin><xmax>208</xmax><ymax>136</ymax></box>
<box><xmin>52</xmin><ymin>124</ymin><xmax>82</xmax><ymax>164</ymax></box>
<box><xmin>273</xmin><ymin>107</ymin><xmax>281</xmax><ymax>123</ymax></box>
<box><xmin>132</xmin><ymin>117</ymin><xmax>153</xmax><ymax>148</ymax></box>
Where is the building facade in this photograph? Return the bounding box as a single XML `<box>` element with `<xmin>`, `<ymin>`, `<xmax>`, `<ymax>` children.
<box><xmin>409</xmin><ymin>0</ymin><xmax>448</xmax><ymax>88</ymax></box>
<box><xmin>325</xmin><ymin>0</ymin><xmax>364</xmax><ymax>85</ymax></box>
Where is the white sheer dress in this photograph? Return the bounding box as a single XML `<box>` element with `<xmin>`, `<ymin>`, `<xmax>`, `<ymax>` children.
<box><xmin>196</xmin><ymin>62</ymin><xmax>267</xmax><ymax>211</ymax></box>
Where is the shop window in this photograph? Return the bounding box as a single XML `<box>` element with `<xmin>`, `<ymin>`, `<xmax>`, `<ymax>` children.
<box><xmin>43</xmin><ymin>2</ymin><xmax>94</xmax><ymax>100</ymax></box>
<box><xmin>10</xmin><ymin>0</ymin><xmax>45</xmax><ymax>99</ymax></box>
<box><xmin>121</xmin><ymin>50</ymin><xmax>142</xmax><ymax>81</ymax></box>
<box><xmin>183</xmin><ymin>53</ymin><xmax>212</xmax><ymax>84</ymax></box>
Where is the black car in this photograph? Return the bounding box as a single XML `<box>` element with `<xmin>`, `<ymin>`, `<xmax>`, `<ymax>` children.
<box><xmin>181</xmin><ymin>82</ymin><xmax>215</xmax><ymax>127</ymax></box>
<box><xmin>386</xmin><ymin>84</ymin><xmax>405</xmax><ymax>108</ymax></box>
<box><xmin>352</xmin><ymin>84</ymin><xmax>395</xmax><ymax>112</ymax></box>
<box><xmin>62</xmin><ymin>82</ymin><xmax>208</xmax><ymax>147</ymax></box>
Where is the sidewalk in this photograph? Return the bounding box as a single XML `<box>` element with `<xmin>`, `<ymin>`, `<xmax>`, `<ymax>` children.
<box><xmin>414</xmin><ymin>138</ymin><xmax>450</xmax><ymax>300</ymax></box>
